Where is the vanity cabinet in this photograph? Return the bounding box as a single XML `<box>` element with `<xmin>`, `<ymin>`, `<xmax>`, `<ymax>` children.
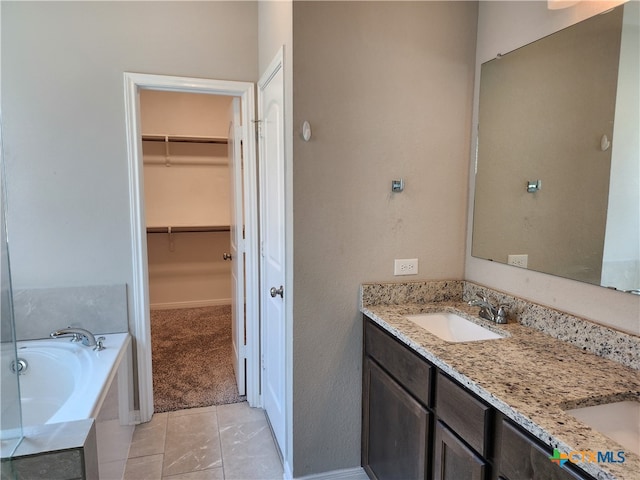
<box><xmin>362</xmin><ymin>315</ymin><xmax>596</xmax><ymax>480</ymax></box>
<box><xmin>434</xmin><ymin>420</ymin><xmax>486</xmax><ymax>480</ymax></box>
<box><xmin>495</xmin><ymin>417</ymin><xmax>590</xmax><ymax>480</ymax></box>
<box><xmin>363</xmin><ymin>358</ymin><xmax>431</xmax><ymax>479</ymax></box>
<box><xmin>362</xmin><ymin>319</ymin><xmax>433</xmax><ymax>479</ymax></box>
<box><xmin>434</xmin><ymin>372</ymin><xmax>491</xmax><ymax>480</ymax></box>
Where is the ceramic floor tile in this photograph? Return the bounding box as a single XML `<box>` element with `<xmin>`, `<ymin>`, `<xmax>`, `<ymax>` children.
<box><xmin>162</xmin><ymin>467</ymin><xmax>225</xmax><ymax>479</ymax></box>
<box><xmin>124</xmin><ymin>453</ymin><xmax>164</xmax><ymax>480</ymax></box>
<box><xmin>163</xmin><ymin>410</ymin><xmax>222</xmax><ymax>477</ymax></box>
<box><xmin>169</xmin><ymin>405</ymin><xmax>217</xmax><ymax>418</ymax></box>
<box><xmin>129</xmin><ymin>412</ymin><xmax>168</xmax><ymax>458</ymax></box>
<box><xmin>216</xmin><ymin>402</ymin><xmax>268</xmax><ymax>427</ymax></box>
<box><xmin>219</xmin><ymin>418</ymin><xmax>283</xmax><ymax>480</ymax></box>
<box><xmin>129</xmin><ymin>404</ymin><xmax>282</xmax><ymax>480</ymax></box>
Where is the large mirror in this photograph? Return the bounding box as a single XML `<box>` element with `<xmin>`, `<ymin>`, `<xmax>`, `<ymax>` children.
<box><xmin>472</xmin><ymin>3</ymin><xmax>639</xmax><ymax>294</ymax></box>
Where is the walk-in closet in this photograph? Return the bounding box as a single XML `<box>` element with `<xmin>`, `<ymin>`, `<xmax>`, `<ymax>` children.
<box><xmin>140</xmin><ymin>90</ymin><xmax>243</xmax><ymax>412</ymax></box>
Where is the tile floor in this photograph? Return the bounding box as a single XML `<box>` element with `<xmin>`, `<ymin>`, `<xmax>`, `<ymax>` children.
<box><xmin>123</xmin><ymin>402</ymin><xmax>283</xmax><ymax>480</ymax></box>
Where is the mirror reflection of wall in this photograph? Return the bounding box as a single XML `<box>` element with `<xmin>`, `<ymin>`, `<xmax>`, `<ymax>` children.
<box><xmin>472</xmin><ymin>4</ymin><xmax>639</xmax><ymax>294</ymax></box>
<box><xmin>602</xmin><ymin>1</ymin><xmax>640</xmax><ymax>292</ymax></box>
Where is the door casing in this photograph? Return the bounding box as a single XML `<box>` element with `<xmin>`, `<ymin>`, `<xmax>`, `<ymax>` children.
<box><xmin>123</xmin><ymin>72</ymin><xmax>260</xmax><ymax>423</ymax></box>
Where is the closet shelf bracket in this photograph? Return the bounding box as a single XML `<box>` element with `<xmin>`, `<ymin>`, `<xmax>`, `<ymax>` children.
<box><xmin>167</xmin><ymin>226</ymin><xmax>175</xmax><ymax>251</ymax></box>
<box><xmin>164</xmin><ymin>135</ymin><xmax>171</xmax><ymax>167</ymax></box>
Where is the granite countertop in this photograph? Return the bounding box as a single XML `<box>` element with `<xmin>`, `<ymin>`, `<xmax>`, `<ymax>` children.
<box><xmin>361</xmin><ymin>300</ymin><xmax>640</xmax><ymax>480</ymax></box>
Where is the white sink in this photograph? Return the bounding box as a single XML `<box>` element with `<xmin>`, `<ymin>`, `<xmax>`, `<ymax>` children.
<box><xmin>565</xmin><ymin>400</ymin><xmax>640</xmax><ymax>456</ymax></box>
<box><xmin>404</xmin><ymin>312</ymin><xmax>505</xmax><ymax>343</ymax></box>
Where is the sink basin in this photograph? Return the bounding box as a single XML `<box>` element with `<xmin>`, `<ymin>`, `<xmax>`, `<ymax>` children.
<box><xmin>404</xmin><ymin>312</ymin><xmax>505</xmax><ymax>343</ymax></box>
<box><xmin>565</xmin><ymin>400</ymin><xmax>640</xmax><ymax>456</ymax></box>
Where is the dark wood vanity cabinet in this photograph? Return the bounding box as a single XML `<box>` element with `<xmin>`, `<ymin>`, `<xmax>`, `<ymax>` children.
<box><xmin>434</xmin><ymin>420</ymin><xmax>487</xmax><ymax>480</ymax></box>
<box><xmin>363</xmin><ymin>358</ymin><xmax>431</xmax><ymax>479</ymax></box>
<box><xmin>495</xmin><ymin>417</ymin><xmax>593</xmax><ymax>480</ymax></box>
<box><xmin>362</xmin><ymin>318</ymin><xmax>433</xmax><ymax>479</ymax></box>
<box><xmin>362</xmin><ymin>315</ymin><xmax>597</xmax><ymax>480</ymax></box>
<box><xmin>434</xmin><ymin>372</ymin><xmax>491</xmax><ymax>480</ymax></box>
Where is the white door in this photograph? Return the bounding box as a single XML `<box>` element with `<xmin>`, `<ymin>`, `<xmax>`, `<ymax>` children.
<box><xmin>258</xmin><ymin>50</ymin><xmax>286</xmax><ymax>454</ymax></box>
<box><xmin>228</xmin><ymin>98</ymin><xmax>246</xmax><ymax>396</ymax></box>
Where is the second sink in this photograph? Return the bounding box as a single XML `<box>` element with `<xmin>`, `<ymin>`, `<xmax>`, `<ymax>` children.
<box><xmin>405</xmin><ymin>312</ymin><xmax>505</xmax><ymax>343</ymax></box>
<box><xmin>565</xmin><ymin>399</ymin><xmax>640</xmax><ymax>456</ymax></box>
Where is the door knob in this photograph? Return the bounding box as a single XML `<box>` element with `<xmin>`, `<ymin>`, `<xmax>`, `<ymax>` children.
<box><xmin>270</xmin><ymin>285</ymin><xmax>284</xmax><ymax>298</ymax></box>
<box><xmin>223</xmin><ymin>253</ymin><xmax>233</xmax><ymax>261</ymax></box>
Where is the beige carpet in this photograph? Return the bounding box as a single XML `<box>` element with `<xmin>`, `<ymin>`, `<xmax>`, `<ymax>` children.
<box><xmin>151</xmin><ymin>305</ymin><xmax>245</xmax><ymax>413</ymax></box>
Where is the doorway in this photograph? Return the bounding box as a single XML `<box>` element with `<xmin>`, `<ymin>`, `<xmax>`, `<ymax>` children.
<box><xmin>139</xmin><ymin>90</ymin><xmax>241</xmax><ymax>411</ymax></box>
<box><xmin>123</xmin><ymin>73</ymin><xmax>260</xmax><ymax>424</ymax></box>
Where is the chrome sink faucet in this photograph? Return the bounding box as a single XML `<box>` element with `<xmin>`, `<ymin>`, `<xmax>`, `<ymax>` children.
<box><xmin>50</xmin><ymin>327</ymin><xmax>99</xmax><ymax>348</ymax></box>
<box><xmin>468</xmin><ymin>294</ymin><xmax>508</xmax><ymax>324</ymax></box>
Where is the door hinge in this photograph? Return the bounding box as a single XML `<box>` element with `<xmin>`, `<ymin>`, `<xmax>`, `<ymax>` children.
<box><xmin>253</xmin><ymin>119</ymin><xmax>263</xmax><ymax>139</ymax></box>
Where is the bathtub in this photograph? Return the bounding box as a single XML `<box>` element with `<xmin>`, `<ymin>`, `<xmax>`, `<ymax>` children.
<box><xmin>16</xmin><ymin>332</ymin><xmax>130</xmax><ymax>427</ymax></box>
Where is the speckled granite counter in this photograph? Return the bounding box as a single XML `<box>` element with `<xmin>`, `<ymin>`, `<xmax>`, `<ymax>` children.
<box><xmin>360</xmin><ymin>280</ymin><xmax>640</xmax><ymax>480</ymax></box>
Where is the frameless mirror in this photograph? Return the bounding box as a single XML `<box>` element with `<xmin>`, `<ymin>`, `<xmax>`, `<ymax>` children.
<box><xmin>472</xmin><ymin>4</ymin><xmax>639</xmax><ymax>294</ymax></box>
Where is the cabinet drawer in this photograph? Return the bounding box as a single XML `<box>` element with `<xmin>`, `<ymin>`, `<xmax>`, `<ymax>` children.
<box><xmin>436</xmin><ymin>373</ymin><xmax>491</xmax><ymax>456</ymax></box>
<box><xmin>364</xmin><ymin>317</ymin><xmax>432</xmax><ymax>406</ymax></box>
<box><xmin>499</xmin><ymin>419</ymin><xmax>593</xmax><ymax>480</ymax></box>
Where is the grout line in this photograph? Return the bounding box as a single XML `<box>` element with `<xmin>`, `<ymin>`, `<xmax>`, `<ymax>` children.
<box><xmin>215</xmin><ymin>405</ymin><xmax>227</xmax><ymax>480</ymax></box>
<box><xmin>160</xmin><ymin>412</ymin><xmax>168</xmax><ymax>479</ymax></box>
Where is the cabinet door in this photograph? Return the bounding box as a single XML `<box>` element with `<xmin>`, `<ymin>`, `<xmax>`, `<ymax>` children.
<box><xmin>362</xmin><ymin>358</ymin><xmax>431</xmax><ymax>480</ymax></box>
<box><xmin>434</xmin><ymin>421</ymin><xmax>486</xmax><ymax>480</ymax></box>
<box><xmin>498</xmin><ymin>420</ymin><xmax>593</xmax><ymax>480</ymax></box>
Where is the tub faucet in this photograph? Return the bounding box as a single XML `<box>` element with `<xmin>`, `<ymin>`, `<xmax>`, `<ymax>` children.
<box><xmin>468</xmin><ymin>294</ymin><xmax>508</xmax><ymax>324</ymax></box>
<box><xmin>50</xmin><ymin>327</ymin><xmax>97</xmax><ymax>347</ymax></box>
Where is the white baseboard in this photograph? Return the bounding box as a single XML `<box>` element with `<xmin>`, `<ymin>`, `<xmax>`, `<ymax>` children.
<box><xmin>285</xmin><ymin>467</ymin><xmax>369</xmax><ymax>480</ymax></box>
<box><xmin>150</xmin><ymin>299</ymin><xmax>231</xmax><ymax>310</ymax></box>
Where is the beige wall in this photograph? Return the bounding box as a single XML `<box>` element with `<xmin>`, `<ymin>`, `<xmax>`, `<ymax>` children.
<box><xmin>1</xmin><ymin>1</ymin><xmax>257</xmax><ymax>290</ymax></box>
<box><xmin>140</xmin><ymin>91</ymin><xmax>233</xmax><ymax>308</ymax></box>
<box><xmin>140</xmin><ymin>90</ymin><xmax>233</xmax><ymax>139</ymax></box>
<box><xmin>292</xmin><ymin>1</ymin><xmax>478</xmax><ymax>475</ymax></box>
<box><xmin>466</xmin><ymin>0</ymin><xmax>640</xmax><ymax>335</ymax></box>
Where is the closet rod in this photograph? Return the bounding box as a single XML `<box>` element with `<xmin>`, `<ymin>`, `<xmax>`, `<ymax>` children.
<box><xmin>141</xmin><ymin>134</ymin><xmax>228</xmax><ymax>145</ymax></box>
<box><xmin>147</xmin><ymin>226</ymin><xmax>230</xmax><ymax>234</ymax></box>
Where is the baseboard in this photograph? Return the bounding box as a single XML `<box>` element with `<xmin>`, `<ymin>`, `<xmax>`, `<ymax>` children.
<box><xmin>286</xmin><ymin>466</ymin><xmax>369</xmax><ymax>480</ymax></box>
<box><xmin>150</xmin><ymin>299</ymin><xmax>232</xmax><ymax>310</ymax></box>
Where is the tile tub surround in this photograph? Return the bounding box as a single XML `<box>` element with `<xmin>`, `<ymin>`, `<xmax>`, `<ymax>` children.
<box><xmin>13</xmin><ymin>284</ymin><xmax>129</xmax><ymax>341</ymax></box>
<box><xmin>3</xmin><ymin>420</ymin><xmax>99</xmax><ymax>479</ymax></box>
<box><xmin>360</xmin><ymin>281</ymin><xmax>640</xmax><ymax>480</ymax></box>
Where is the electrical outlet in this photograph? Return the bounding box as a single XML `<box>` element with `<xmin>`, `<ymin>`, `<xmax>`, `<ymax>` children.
<box><xmin>394</xmin><ymin>258</ymin><xmax>419</xmax><ymax>276</ymax></box>
<box><xmin>507</xmin><ymin>254</ymin><xmax>528</xmax><ymax>268</ymax></box>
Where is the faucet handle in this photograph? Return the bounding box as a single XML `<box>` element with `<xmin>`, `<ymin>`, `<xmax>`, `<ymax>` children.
<box><xmin>495</xmin><ymin>305</ymin><xmax>508</xmax><ymax>324</ymax></box>
<box><xmin>94</xmin><ymin>337</ymin><xmax>106</xmax><ymax>351</ymax></box>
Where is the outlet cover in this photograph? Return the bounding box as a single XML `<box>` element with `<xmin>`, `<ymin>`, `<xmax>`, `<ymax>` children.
<box><xmin>394</xmin><ymin>258</ymin><xmax>419</xmax><ymax>276</ymax></box>
<box><xmin>507</xmin><ymin>254</ymin><xmax>528</xmax><ymax>268</ymax></box>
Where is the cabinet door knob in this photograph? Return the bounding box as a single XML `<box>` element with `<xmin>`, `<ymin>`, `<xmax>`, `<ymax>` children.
<box><xmin>223</xmin><ymin>253</ymin><xmax>233</xmax><ymax>261</ymax></box>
